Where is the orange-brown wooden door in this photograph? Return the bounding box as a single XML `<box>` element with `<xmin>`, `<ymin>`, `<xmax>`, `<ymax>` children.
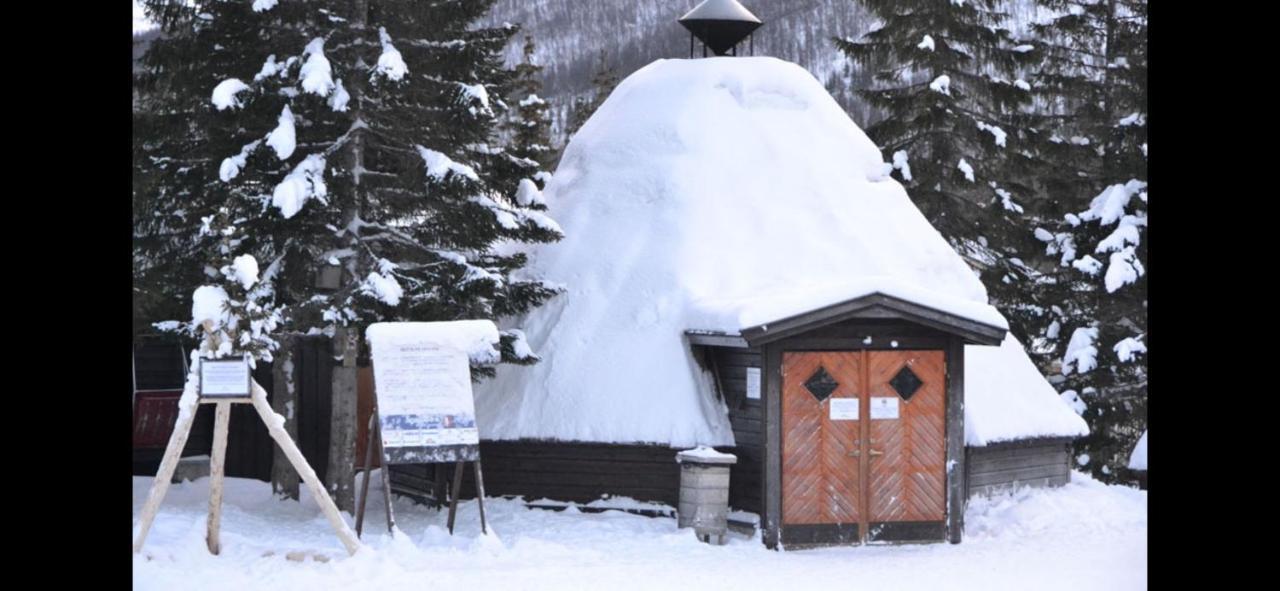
<box><xmin>866</xmin><ymin>351</ymin><xmax>947</xmax><ymax>526</ymax></box>
<box><xmin>781</xmin><ymin>350</ymin><xmax>946</xmax><ymax>544</ymax></box>
<box><xmin>781</xmin><ymin>352</ymin><xmax>863</xmax><ymax>529</ymax></box>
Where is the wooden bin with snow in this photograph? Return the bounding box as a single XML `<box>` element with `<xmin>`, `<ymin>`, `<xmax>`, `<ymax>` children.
<box><xmin>386</xmin><ymin>56</ymin><xmax>1088</xmax><ymax>549</ymax></box>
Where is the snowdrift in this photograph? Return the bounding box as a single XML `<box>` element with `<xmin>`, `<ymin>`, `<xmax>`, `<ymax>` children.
<box><xmin>473</xmin><ymin>57</ymin><xmax>1084</xmax><ymax>447</ymax></box>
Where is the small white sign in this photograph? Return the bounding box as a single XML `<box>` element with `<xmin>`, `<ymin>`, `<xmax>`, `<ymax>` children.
<box><xmin>199</xmin><ymin>357</ymin><xmax>251</xmax><ymax>398</ymax></box>
<box><xmin>870</xmin><ymin>397</ymin><xmax>900</xmax><ymax>420</ymax></box>
<box><xmin>746</xmin><ymin>367</ymin><xmax>761</xmax><ymax>400</ymax></box>
<box><xmin>829</xmin><ymin>398</ymin><xmax>859</xmax><ymax>420</ymax></box>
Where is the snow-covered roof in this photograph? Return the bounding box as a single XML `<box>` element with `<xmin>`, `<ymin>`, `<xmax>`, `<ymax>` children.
<box><xmin>1128</xmin><ymin>430</ymin><xmax>1148</xmax><ymax>471</ymax></box>
<box><xmin>679</xmin><ymin>0</ymin><xmax>762</xmax><ymax>24</ymax></box>
<box><xmin>473</xmin><ymin>57</ymin><xmax>1082</xmax><ymax>447</ymax></box>
<box><xmin>965</xmin><ymin>335</ymin><xmax>1090</xmax><ymax>446</ymax></box>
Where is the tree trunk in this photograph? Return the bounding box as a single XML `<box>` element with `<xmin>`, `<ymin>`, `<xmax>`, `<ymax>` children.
<box><xmin>328</xmin><ymin>327</ymin><xmax>359</xmax><ymax>513</ymax></box>
<box><xmin>270</xmin><ymin>335</ymin><xmax>300</xmax><ymax>500</ymax></box>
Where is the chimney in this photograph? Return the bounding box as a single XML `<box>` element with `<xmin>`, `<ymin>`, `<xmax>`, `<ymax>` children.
<box><xmin>679</xmin><ymin>0</ymin><xmax>763</xmax><ymax>58</ymax></box>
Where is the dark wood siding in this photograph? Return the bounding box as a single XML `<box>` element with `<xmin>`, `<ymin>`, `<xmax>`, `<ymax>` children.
<box><xmin>293</xmin><ymin>335</ymin><xmax>333</xmax><ymax>483</ymax></box>
<box><xmin>132</xmin><ymin>337</ymin><xmax>213</xmax><ymax>472</ymax></box>
<box><xmin>132</xmin><ymin>335</ymin><xmax>335</xmax><ymax>483</ymax></box>
<box><xmin>389</xmin><ymin>441</ymin><xmax>683</xmax><ymax>506</ymax></box>
<box><xmin>708</xmin><ymin>347</ymin><xmax>764</xmax><ymax>515</ymax></box>
<box><xmin>964</xmin><ymin>438</ymin><xmax>1073</xmax><ymax>498</ymax></box>
<box><xmin>133</xmin><ymin>338</ymin><xmax>189</xmax><ymax>391</ymax></box>
<box><xmin>223</xmin><ymin>362</ymin><xmax>276</xmax><ymax>481</ymax></box>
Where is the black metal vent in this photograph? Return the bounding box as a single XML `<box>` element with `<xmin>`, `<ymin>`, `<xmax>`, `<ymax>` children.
<box><xmin>889</xmin><ymin>366</ymin><xmax>923</xmax><ymax>401</ymax></box>
<box><xmin>804</xmin><ymin>366</ymin><xmax>839</xmax><ymax>402</ymax></box>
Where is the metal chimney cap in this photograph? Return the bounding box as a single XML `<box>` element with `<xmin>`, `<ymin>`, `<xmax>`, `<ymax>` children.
<box><xmin>679</xmin><ymin>0</ymin><xmax>761</xmax><ymax>25</ymax></box>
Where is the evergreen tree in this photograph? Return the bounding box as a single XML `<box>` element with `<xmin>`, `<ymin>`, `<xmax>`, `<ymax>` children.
<box><xmin>835</xmin><ymin>1</ymin><xmax>1052</xmax><ymax>359</ymax></box>
<box><xmin>503</xmin><ymin>35</ymin><xmax>555</xmax><ymax>180</ymax></box>
<box><xmin>1025</xmin><ymin>0</ymin><xmax>1147</xmax><ymax>482</ymax></box>
<box><xmin>134</xmin><ymin>0</ymin><xmax>563</xmax><ymax>370</ymax></box>
<box><xmin>565</xmin><ymin>49</ymin><xmax>619</xmax><ymax>140</ymax></box>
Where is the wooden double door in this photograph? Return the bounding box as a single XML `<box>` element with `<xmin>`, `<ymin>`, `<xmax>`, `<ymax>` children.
<box><xmin>781</xmin><ymin>350</ymin><xmax>947</xmax><ymax>545</ymax></box>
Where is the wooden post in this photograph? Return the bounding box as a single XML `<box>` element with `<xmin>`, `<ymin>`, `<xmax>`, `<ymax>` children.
<box><xmin>377</xmin><ymin>419</ymin><xmax>395</xmax><ymax>533</ymax></box>
<box><xmin>473</xmin><ymin>460</ymin><xmax>488</xmax><ymax>535</ymax></box>
<box><xmin>270</xmin><ymin>336</ymin><xmax>300</xmax><ymax>500</ymax></box>
<box><xmin>132</xmin><ymin>397</ymin><xmax>199</xmax><ymax>553</ymax></box>
<box><xmin>762</xmin><ymin>344</ymin><xmax>783</xmax><ymax>549</ymax></box>
<box><xmin>249</xmin><ymin>379</ymin><xmax>361</xmax><ymax>555</ymax></box>
<box><xmin>355</xmin><ymin>412</ymin><xmax>377</xmax><ymax>537</ymax></box>
<box><xmin>446</xmin><ymin>460</ymin><xmax>465</xmax><ymax>534</ymax></box>
<box><xmin>206</xmin><ymin>401</ymin><xmax>231</xmax><ymax>554</ymax></box>
<box><xmin>946</xmin><ymin>337</ymin><xmax>967</xmax><ymax>544</ymax></box>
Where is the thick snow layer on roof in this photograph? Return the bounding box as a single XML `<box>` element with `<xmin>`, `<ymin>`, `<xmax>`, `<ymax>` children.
<box><xmin>474</xmin><ymin>57</ymin><xmax>1021</xmax><ymax>447</ymax></box>
<box><xmin>965</xmin><ymin>335</ymin><xmax>1091</xmax><ymax>446</ymax></box>
<box><xmin>694</xmin><ymin>276</ymin><xmax>1007</xmax><ymax>332</ymax></box>
<box><xmin>1128</xmin><ymin>430</ymin><xmax>1147</xmax><ymax>470</ymax></box>
<box><xmin>680</xmin><ymin>0</ymin><xmax>762</xmax><ymax>23</ymax></box>
<box><xmin>367</xmin><ymin>321</ymin><xmax>500</xmax><ymax>365</ymax></box>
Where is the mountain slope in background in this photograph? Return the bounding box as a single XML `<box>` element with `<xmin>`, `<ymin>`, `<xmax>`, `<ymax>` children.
<box><xmin>482</xmin><ymin>0</ymin><xmax>876</xmax><ymax>141</ymax></box>
<box><xmin>482</xmin><ymin>0</ymin><xmax>1041</xmax><ymax>145</ymax></box>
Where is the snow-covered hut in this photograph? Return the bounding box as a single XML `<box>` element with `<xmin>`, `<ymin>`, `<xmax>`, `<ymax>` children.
<box><xmin>389</xmin><ymin>57</ymin><xmax>1088</xmax><ymax>548</ymax></box>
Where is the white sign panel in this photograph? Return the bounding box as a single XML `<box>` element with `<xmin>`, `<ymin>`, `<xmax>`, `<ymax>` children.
<box><xmin>199</xmin><ymin>357</ymin><xmax>251</xmax><ymax>398</ymax></box>
<box><xmin>371</xmin><ymin>340</ymin><xmax>480</xmax><ymax>456</ymax></box>
<box><xmin>870</xmin><ymin>397</ymin><xmax>900</xmax><ymax>420</ymax></box>
<box><xmin>746</xmin><ymin>367</ymin><xmax>761</xmax><ymax>400</ymax></box>
<box><xmin>829</xmin><ymin>398</ymin><xmax>859</xmax><ymax>420</ymax></box>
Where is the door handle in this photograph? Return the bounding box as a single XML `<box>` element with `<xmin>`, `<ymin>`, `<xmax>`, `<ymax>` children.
<box><xmin>847</xmin><ymin>450</ymin><xmax>860</xmax><ymax>457</ymax></box>
<box><xmin>868</xmin><ymin>449</ymin><xmax>884</xmax><ymax>457</ymax></box>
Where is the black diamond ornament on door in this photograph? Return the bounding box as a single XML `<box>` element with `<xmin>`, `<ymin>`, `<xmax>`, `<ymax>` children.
<box><xmin>804</xmin><ymin>366</ymin><xmax>839</xmax><ymax>402</ymax></box>
<box><xmin>890</xmin><ymin>365</ymin><xmax>923</xmax><ymax>401</ymax></box>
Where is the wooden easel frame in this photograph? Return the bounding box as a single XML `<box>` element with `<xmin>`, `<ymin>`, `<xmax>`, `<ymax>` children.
<box><xmin>132</xmin><ymin>380</ymin><xmax>361</xmax><ymax>556</ymax></box>
<box><xmin>354</xmin><ymin>404</ymin><xmax>488</xmax><ymax>537</ymax></box>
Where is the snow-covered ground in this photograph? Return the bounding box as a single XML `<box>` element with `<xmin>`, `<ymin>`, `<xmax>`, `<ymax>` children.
<box><xmin>133</xmin><ymin>471</ymin><xmax>1145</xmax><ymax>590</ymax></box>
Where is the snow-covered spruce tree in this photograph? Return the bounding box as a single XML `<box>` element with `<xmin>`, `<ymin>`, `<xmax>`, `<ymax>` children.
<box><xmin>836</xmin><ymin>0</ymin><xmax>1054</xmax><ymax>358</ymax></box>
<box><xmin>1025</xmin><ymin>0</ymin><xmax>1147</xmax><ymax>483</ymax></box>
<box><xmin>134</xmin><ymin>0</ymin><xmax>563</xmax><ymax>373</ymax></box>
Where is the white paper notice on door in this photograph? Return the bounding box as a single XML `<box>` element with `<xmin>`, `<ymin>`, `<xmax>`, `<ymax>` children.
<box><xmin>746</xmin><ymin>367</ymin><xmax>761</xmax><ymax>400</ymax></box>
<box><xmin>829</xmin><ymin>398</ymin><xmax>859</xmax><ymax>420</ymax></box>
<box><xmin>871</xmin><ymin>397</ymin><xmax>900</xmax><ymax>419</ymax></box>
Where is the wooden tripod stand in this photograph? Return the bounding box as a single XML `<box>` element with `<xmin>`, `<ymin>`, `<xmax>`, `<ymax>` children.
<box><xmin>132</xmin><ymin>379</ymin><xmax>361</xmax><ymax>556</ymax></box>
<box><xmin>354</xmin><ymin>405</ymin><xmax>488</xmax><ymax>537</ymax></box>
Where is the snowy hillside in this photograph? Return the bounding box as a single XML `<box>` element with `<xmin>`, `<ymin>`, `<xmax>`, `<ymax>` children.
<box><xmin>480</xmin><ymin>0</ymin><xmax>1043</xmax><ymax>142</ymax></box>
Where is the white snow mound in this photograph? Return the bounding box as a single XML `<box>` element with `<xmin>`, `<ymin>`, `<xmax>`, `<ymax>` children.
<box><xmin>367</xmin><ymin>321</ymin><xmax>500</xmax><ymax>365</ymax></box>
<box><xmin>473</xmin><ymin>57</ymin><xmax>1032</xmax><ymax>447</ymax></box>
<box><xmin>965</xmin><ymin>334</ymin><xmax>1090</xmax><ymax>446</ymax></box>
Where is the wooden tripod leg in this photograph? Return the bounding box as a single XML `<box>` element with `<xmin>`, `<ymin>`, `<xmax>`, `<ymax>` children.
<box><xmin>473</xmin><ymin>460</ymin><xmax>488</xmax><ymax>535</ymax></box>
<box><xmin>355</xmin><ymin>412</ymin><xmax>378</xmax><ymax>538</ymax></box>
<box><xmin>376</xmin><ymin>417</ymin><xmax>396</xmax><ymax>534</ymax></box>
<box><xmin>206</xmin><ymin>401</ymin><xmax>231</xmax><ymax>554</ymax></box>
<box><xmin>446</xmin><ymin>460</ymin><xmax>465</xmax><ymax>534</ymax></box>
<box><xmin>133</xmin><ymin>398</ymin><xmax>200</xmax><ymax>553</ymax></box>
<box><xmin>249</xmin><ymin>380</ymin><xmax>361</xmax><ymax>555</ymax></box>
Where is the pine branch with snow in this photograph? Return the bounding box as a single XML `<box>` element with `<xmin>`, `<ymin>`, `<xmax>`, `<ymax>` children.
<box><xmin>134</xmin><ymin>0</ymin><xmax>564</xmax><ymax>370</ymax></box>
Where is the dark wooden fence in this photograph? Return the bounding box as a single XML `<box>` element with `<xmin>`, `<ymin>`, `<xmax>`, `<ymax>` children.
<box><xmin>389</xmin><ymin>441</ymin><xmax>685</xmax><ymax>507</ymax></box>
<box><xmin>132</xmin><ymin>334</ymin><xmax>335</xmax><ymax>483</ymax></box>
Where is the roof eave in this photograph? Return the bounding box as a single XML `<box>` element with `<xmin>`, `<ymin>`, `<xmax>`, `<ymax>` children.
<box><xmin>738</xmin><ymin>292</ymin><xmax>1007</xmax><ymax>347</ymax></box>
